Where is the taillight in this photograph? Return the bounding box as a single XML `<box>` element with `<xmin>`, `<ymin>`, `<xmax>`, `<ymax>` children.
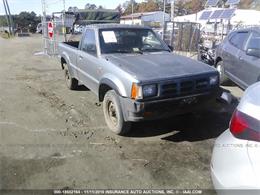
<box><xmin>230</xmin><ymin>110</ymin><xmax>260</xmax><ymax>142</ymax></box>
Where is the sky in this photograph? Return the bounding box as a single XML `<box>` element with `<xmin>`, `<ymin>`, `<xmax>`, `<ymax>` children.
<box><xmin>0</xmin><ymin>0</ymin><xmax>133</xmax><ymax>15</ymax></box>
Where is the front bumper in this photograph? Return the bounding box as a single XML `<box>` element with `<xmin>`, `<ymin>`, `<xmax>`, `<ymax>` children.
<box><xmin>120</xmin><ymin>88</ymin><xmax>222</xmax><ymax>122</ymax></box>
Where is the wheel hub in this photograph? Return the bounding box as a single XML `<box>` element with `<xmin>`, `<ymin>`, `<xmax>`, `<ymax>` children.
<box><xmin>108</xmin><ymin>101</ymin><xmax>118</xmax><ymax>126</ymax></box>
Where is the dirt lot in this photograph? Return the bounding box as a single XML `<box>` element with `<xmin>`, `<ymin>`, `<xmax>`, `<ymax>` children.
<box><xmin>0</xmin><ymin>35</ymin><xmax>243</xmax><ymax>194</ymax></box>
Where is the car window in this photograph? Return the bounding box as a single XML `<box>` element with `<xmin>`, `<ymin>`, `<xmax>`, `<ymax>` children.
<box><xmin>229</xmin><ymin>32</ymin><xmax>249</xmax><ymax>50</ymax></box>
<box><xmin>99</xmin><ymin>28</ymin><xmax>169</xmax><ymax>54</ymax></box>
<box><xmin>81</xmin><ymin>29</ymin><xmax>97</xmax><ymax>56</ymax></box>
<box><xmin>143</xmin><ymin>31</ymin><xmax>162</xmax><ymax>47</ymax></box>
<box><xmin>246</xmin><ymin>32</ymin><xmax>260</xmax><ymax>50</ymax></box>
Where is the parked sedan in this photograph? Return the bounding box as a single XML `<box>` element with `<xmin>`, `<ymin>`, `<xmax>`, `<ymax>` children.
<box><xmin>215</xmin><ymin>27</ymin><xmax>260</xmax><ymax>89</ymax></box>
<box><xmin>211</xmin><ymin>82</ymin><xmax>260</xmax><ymax>194</ymax></box>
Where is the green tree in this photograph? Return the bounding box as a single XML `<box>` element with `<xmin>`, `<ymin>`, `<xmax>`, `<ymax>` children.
<box><xmin>123</xmin><ymin>0</ymin><xmax>161</xmax><ymax>15</ymax></box>
<box><xmin>85</xmin><ymin>3</ymin><xmax>97</xmax><ymax>10</ymax></box>
<box><xmin>184</xmin><ymin>0</ymin><xmax>206</xmax><ymax>14</ymax></box>
<box><xmin>0</xmin><ymin>16</ymin><xmax>8</xmax><ymax>26</ymax></box>
<box><xmin>68</xmin><ymin>6</ymin><xmax>79</xmax><ymax>12</ymax></box>
<box><xmin>137</xmin><ymin>0</ymin><xmax>160</xmax><ymax>12</ymax></box>
<box><xmin>175</xmin><ymin>1</ymin><xmax>188</xmax><ymax>16</ymax></box>
<box><xmin>13</xmin><ymin>12</ymin><xmax>41</xmax><ymax>32</ymax></box>
<box><xmin>123</xmin><ymin>0</ymin><xmax>139</xmax><ymax>15</ymax></box>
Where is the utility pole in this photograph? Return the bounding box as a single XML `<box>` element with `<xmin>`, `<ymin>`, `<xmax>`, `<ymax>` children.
<box><xmin>162</xmin><ymin>0</ymin><xmax>166</xmax><ymax>39</ymax></box>
<box><xmin>171</xmin><ymin>0</ymin><xmax>175</xmax><ymax>22</ymax></box>
<box><xmin>41</xmin><ymin>0</ymin><xmax>47</xmax><ymax>54</ymax></box>
<box><xmin>62</xmin><ymin>0</ymin><xmax>66</xmax><ymax>41</ymax></box>
<box><xmin>2</xmin><ymin>0</ymin><xmax>11</xmax><ymax>35</ymax></box>
<box><xmin>131</xmin><ymin>0</ymin><xmax>134</xmax><ymax>25</ymax></box>
<box><xmin>4</xmin><ymin>0</ymin><xmax>14</xmax><ymax>35</ymax></box>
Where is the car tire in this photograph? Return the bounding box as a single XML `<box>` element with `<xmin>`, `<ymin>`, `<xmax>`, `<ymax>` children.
<box><xmin>103</xmin><ymin>90</ymin><xmax>131</xmax><ymax>135</ymax></box>
<box><xmin>216</xmin><ymin>61</ymin><xmax>228</xmax><ymax>84</ymax></box>
<box><xmin>64</xmin><ymin>64</ymin><xmax>78</xmax><ymax>90</ymax></box>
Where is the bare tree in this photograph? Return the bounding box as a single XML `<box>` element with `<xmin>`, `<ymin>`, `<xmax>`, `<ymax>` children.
<box><xmin>85</xmin><ymin>3</ymin><xmax>97</xmax><ymax>10</ymax></box>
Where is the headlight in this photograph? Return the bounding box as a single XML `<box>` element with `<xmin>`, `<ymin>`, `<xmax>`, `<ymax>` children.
<box><xmin>209</xmin><ymin>75</ymin><xmax>219</xmax><ymax>85</ymax></box>
<box><xmin>131</xmin><ymin>83</ymin><xmax>158</xmax><ymax>100</ymax></box>
<box><xmin>143</xmin><ymin>84</ymin><xmax>158</xmax><ymax>98</ymax></box>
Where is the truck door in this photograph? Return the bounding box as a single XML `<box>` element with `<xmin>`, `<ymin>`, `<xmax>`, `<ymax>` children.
<box><xmin>237</xmin><ymin>31</ymin><xmax>260</xmax><ymax>87</ymax></box>
<box><xmin>77</xmin><ymin>29</ymin><xmax>99</xmax><ymax>94</ymax></box>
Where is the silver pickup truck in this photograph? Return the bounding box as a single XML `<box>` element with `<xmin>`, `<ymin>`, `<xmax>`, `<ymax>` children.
<box><xmin>59</xmin><ymin>24</ymin><xmax>220</xmax><ymax>135</ymax></box>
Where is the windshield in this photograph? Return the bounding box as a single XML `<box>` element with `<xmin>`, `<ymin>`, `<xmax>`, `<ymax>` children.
<box><xmin>99</xmin><ymin>28</ymin><xmax>170</xmax><ymax>54</ymax></box>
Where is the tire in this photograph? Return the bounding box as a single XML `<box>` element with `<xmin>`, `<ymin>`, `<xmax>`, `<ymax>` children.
<box><xmin>216</xmin><ymin>61</ymin><xmax>228</xmax><ymax>84</ymax></box>
<box><xmin>103</xmin><ymin>90</ymin><xmax>131</xmax><ymax>135</ymax></box>
<box><xmin>64</xmin><ymin>64</ymin><xmax>78</xmax><ymax>90</ymax></box>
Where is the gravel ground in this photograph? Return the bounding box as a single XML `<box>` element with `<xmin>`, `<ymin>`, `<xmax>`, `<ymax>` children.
<box><xmin>0</xmin><ymin>35</ymin><xmax>243</xmax><ymax>194</ymax></box>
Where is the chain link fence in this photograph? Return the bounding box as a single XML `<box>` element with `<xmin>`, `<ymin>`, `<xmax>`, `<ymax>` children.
<box><xmin>163</xmin><ymin>22</ymin><xmax>201</xmax><ymax>58</ymax></box>
<box><xmin>42</xmin><ymin>12</ymin><xmax>74</xmax><ymax>56</ymax></box>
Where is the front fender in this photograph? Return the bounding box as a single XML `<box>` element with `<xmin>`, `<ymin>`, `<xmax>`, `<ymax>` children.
<box><xmin>99</xmin><ymin>75</ymin><xmax>128</xmax><ymax>97</ymax></box>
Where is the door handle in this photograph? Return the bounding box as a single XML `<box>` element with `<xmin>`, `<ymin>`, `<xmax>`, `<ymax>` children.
<box><xmin>239</xmin><ymin>56</ymin><xmax>243</xmax><ymax>61</ymax></box>
<box><xmin>79</xmin><ymin>55</ymin><xmax>83</xmax><ymax>60</ymax></box>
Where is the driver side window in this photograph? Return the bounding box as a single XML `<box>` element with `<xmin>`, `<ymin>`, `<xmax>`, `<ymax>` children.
<box><xmin>81</xmin><ymin>29</ymin><xmax>97</xmax><ymax>56</ymax></box>
<box><xmin>246</xmin><ymin>32</ymin><xmax>260</xmax><ymax>50</ymax></box>
<box><xmin>229</xmin><ymin>32</ymin><xmax>249</xmax><ymax>51</ymax></box>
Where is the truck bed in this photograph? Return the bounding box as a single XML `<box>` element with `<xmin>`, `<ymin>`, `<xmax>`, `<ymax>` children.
<box><xmin>59</xmin><ymin>42</ymin><xmax>80</xmax><ymax>67</ymax></box>
<box><xmin>63</xmin><ymin>41</ymin><xmax>80</xmax><ymax>49</ymax></box>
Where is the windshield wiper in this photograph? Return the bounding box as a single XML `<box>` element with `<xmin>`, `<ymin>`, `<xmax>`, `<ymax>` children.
<box><xmin>107</xmin><ymin>50</ymin><xmax>131</xmax><ymax>54</ymax></box>
<box><xmin>107</xmin><ymin>49</ymin><xmax>143</xmax><ymax>54</ymax></box>
<box><xmin>141</xmin><ymin>48</ymin><xmax>170</xmax><ymax>52</ymax></box>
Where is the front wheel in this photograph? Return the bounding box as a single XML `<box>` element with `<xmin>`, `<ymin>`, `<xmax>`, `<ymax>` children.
<box><xmin>103</xmin><ymin>90</ymin><xmax>131</xmax><ymax>135</ymax></box>
<box><xmin>216</xmin><ymin>61</ymin><xmax>228</xmax><ymax>84</ymax></box>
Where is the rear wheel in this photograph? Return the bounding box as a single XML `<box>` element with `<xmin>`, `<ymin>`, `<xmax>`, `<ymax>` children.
<box><xmin>216</xmin><ymin>61</ymin><xmax>228</xmax><ymax>84</ymax></box>
<box><xmin>64</xmin><ymin>64</ymin><xmax>78</xmax><ymax>90</ymax></box>
<box><xmin>103</xmin><ymin>90</ymin><xmax>131</xmax><ymax>135</ymax></box>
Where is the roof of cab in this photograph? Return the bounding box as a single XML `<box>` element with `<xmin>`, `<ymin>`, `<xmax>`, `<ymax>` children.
<box><xmin>85</xmin><ymin>23</ymin><xmax>151</xmax><ymax>30</ymax></box>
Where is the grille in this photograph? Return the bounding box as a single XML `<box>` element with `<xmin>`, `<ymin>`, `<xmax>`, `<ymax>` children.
<box><xmin>196</xmin><ymin>78</ymin><xmax>209</xmax><ymax>90</ymax></box>
<box><xmin>161</xmin><ymin>83</ymin><xmax>178</xmax><ymax>96</ymax></box>
<box><xmin>180</xmin><ymin>81</ymin><xmax>194</xmax><ymax>94</ymax></box>
<box><xmin>160</xmin><ymin>77</ymin><xmax>210</xmax><ymax>98</ymax></box>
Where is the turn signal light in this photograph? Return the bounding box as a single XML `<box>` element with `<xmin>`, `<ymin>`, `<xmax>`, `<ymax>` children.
<box><xmin>131</xmin><ymin>83</ymin><xmax>142</xmax><ymax>100</ymax></box>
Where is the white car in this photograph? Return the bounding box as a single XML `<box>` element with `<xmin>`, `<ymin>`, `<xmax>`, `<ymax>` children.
<box><xmin>211</xmin><ymin>82</ymin><xmax>260</xmax><ymax>195</ymax></box>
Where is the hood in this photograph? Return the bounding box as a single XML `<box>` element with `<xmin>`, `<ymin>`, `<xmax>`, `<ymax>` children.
<box><xmin>104</xmin><ymin>52</ymin><xmax>218</xmax><ymax>82</ymax></box>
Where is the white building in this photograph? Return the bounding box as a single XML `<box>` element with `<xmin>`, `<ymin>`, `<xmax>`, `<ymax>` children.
<box><xmin>174</xmin><ymin>8</ymin><xmax>260</xmax><ymax>27</ymax></box>
<box><xmin>120</xmin><ymin>11</ymin><xmax>170</xmax><ymax>26</ymax></box>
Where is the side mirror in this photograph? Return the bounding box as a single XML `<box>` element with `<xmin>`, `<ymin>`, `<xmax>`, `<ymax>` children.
<box><xmin>168</xmin><ymin>45</ymin><xmax>173</xmax><ymax>52</ymax></box>
<box><xmin>246</xmin><ymin>48</ymin><xmax>260</xmax><ymax>58</ymax></box>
